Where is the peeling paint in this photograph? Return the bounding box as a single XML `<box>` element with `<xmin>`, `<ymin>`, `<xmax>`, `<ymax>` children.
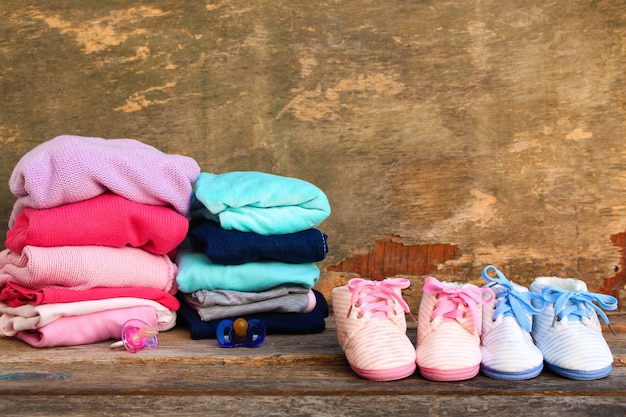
<box><xmin>468</xmin><ymin>189</ymin><xmax>497</xmax><ymax>214</ymax></box>
<box><xmin>604</xmin><ymin>231</ymin><xmax>626</xmax><ymax>307</ymax></box>
<box><xmin>0</xmin><ymin>126</ymin><xmax>19</xmax><ymax>144</ymax></box>
<box><xmin>276</xmin><ymin>85</ymin><xmax>345</xmax><ymax>121</ymax></box>
<box><xmin>119</xmin><ymin>46</ymin><xmax>152</xmax><ymax>63</ymax></box>
<box><xmin>327</xmin><ymin>236</ymin><xmax>459</xmax><ymax>279</ymax></box>
<box><xmin>276</xmin><ymin>73</ymin><xmax>405</xmax><ymax>121</ymax></box>
<box><xmin>114</xmin><ymin>82</ymin><xmax>176</xmax><ymax>113</ymax></box>
<box><xmin>298</xmin><ymin>50</ymin><xmax>318</xmax><ymax>78</ymax></box>
<box><xmin>205</xmin><ymin>3</ymin><xmax>223</xmax><ymax>11</ymax></box>
<box><xmin>509</xmin><ymin>134</ymin><xmax>541</xmax><ymax>153</ymax></box>
<box><xmin>466</xmin><ymin>21</ymin><xmax>497</xmax><ymax>69</ymax></box>
<box><xmin>565</xmin><ymin>127</ymin><xmax>593</xmax><ymax>141</ymax></box>
<box><xmin>556</xmin><ymin>117</ymin><xmax>570</xmax><ymax>126</ymax></box>
<box><xmin>29</xmin><ymin>6</ymin><xmax>168</xmax><ymax>54</ymax></box>
<box><xmin>428</xmin><ymin>188</ymin><xmax>498</xmax><ymax>234</ymax></box>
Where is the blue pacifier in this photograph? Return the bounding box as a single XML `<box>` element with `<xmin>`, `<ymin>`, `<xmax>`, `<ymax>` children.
<box><xmin>216</xmin><ymin>318</ymin><xmax>266</xmax><ymax>348</ymax></box>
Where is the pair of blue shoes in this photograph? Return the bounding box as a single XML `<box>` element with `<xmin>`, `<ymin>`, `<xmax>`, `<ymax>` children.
<box><xmin>480</xmin><ymin>265</ymin><xmax>618</xmax><ymax>380</ymax></box>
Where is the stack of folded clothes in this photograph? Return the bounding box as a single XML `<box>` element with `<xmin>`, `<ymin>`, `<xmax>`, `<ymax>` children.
<box><xmin>175</xmin><ymin>171</ymin><xmax>331</xmax><ymax>339</ymax></box>
<box><xmin>0</xmin><ymin>135</ymin><xmax>200</xmax><ymax>347</ymax></box>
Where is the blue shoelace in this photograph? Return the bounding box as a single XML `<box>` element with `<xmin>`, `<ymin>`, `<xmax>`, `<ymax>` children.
<box><xmin>482</xmin><ymin>265</ymin><xmax>546</xmax><ymax>332</ymax></box>
<box><xmin>541</xmin><ymin>285</ymin><xmax>618</xmax><ymax>335</ymax></box>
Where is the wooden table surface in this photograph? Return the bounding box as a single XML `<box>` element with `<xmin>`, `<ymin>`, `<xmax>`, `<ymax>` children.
<box><xmin>0</xmin><ymin>314</ymin><xmax>625</xmax><ymax>417</ymax></box>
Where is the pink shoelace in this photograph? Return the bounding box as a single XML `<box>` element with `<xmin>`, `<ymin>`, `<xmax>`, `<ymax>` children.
<box><xmin>423</xmin><ymin>276</ymin><xmax>494</xmax><ymax>335</ymax></box>
<box><xmin>347</xmin><ymin>278</ymin><xmax>416</xmax><ymax>321</ymax></box>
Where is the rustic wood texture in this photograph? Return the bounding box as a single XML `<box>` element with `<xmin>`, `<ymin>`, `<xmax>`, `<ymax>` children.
<box><xmin>1</xmin><ymin>0</ymin><xmax>626</xmax><ymax>306</ymax></box>
<box><xmin>0</xmin><ymin>315</ymin><xmax>625</xmax><ymax>416</ymax></box>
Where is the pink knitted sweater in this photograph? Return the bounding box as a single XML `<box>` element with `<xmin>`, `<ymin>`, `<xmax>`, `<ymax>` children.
<box><xmin>8</xmin><ymin>135</ymin><xmax>200</xmax><ymax>227</ymax></box>
<box><xmin>0</xmin><ymin>246</ymin><xmax>178</xmax><ymax>292</ymax></box>
<box><xmin>6</xmin><ymin>192</ymin><xmax>189</xmax><ymax>255</ymax></box>
<box><xmin>0</xmin><ymin>297</ymin><xmax>176</xmax><ymax>336</ymax></box>
<box><xmin>0</xmin><ymin>282</ymin><xmax>180</xmax><ymax>310</ymax></box>
<box><xmin>14</xmin><ymin>306</ymin><xmax>159</xmax><ymax>347</ymax></box>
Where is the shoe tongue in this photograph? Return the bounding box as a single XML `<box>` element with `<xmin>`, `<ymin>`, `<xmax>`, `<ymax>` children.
<box><xmin>557</xmin><ymin>278</ymin><xmax>587</xmax><ymax>291</ymax></box>
<box><xmin>572</xmin><ymin>279</ymin><xmax>588</xmax><ymax>292</ymax></box>
<box><xmin>531</xmin><ymin>276</ymin><xmax>587</xmax><ymax>293</ymax></box>
<box><xmin>490</xmin><ymin>282</ymin><xmax>528</xmax><ymax>294</ymax></box>
<box><xmin>438</xmin><ymin>280</ymin><xmax>462</xmax><ymax>288</ymax></box>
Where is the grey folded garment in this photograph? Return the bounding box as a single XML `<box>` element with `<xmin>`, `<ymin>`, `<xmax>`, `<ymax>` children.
<box><xmin>182</xmin><ymin>285</ymin><xmax>316</xmax><ymax>321</ymax></box>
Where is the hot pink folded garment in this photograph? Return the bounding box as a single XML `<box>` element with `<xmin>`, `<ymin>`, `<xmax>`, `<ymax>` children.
<box><xmin>0</xmin><ymin>297</ymin><xmax>176</xmax><ymax>336</ymax></box>
<box><xmin>14</xmin><ymin>306</ymin><xmax>158</xmax><ymax>347</ymax></box>
<box><xmin>0</xmin><ymin>246</ymin><xmax>177</xmax><ymax>292</ymax></box>
<box><xmin>0</xmin><ymin>282</ymin><xmax>179</xmax><ymax>310</ymax></box>
<box><xmin>8</xmin><ymin>135</ymin><xmax>200</xmax><ymax>227</ymax></box>
<box><xmin>6</xmin><ymin>193</ymin><xmax>189</xmax><ymax>255</ymax></box>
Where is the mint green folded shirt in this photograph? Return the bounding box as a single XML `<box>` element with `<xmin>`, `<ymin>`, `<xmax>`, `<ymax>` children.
<box><xmin>175</xmin><ymin>251</ymin><xmax>320</xmax><ymax>293</ymax></box>
<box><xmin>191</xmin><ymin>171</ymin><xmax>331</xmax><ymax>235</ymax></box>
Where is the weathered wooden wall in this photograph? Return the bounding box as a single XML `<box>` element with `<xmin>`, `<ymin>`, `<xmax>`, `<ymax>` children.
<box><xmin>1</xmin><ymin>0</ymin><xmax>625</xmax><ymax>308</ymax></box>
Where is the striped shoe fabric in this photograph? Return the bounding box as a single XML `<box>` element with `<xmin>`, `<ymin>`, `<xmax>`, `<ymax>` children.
<box><xmin>332</xmin><ymin>278</ymin><xmax>417</xmax><ymax>381</ymax></box>
<box><xmin>530</xmin><ymin>277</ymin><xmax>618</xmax><ymax>380</ymax></box>
<box><xmin>416</xmin><ymin>276</ymin><xmax>494</xmax><ymax>381</ymax></box>
<box><xmin>480</xmin><ymin>265</ymin><xmax>546</xmax><ymax>380</ymax></box>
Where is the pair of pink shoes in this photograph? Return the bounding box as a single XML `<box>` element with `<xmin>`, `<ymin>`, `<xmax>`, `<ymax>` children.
<box><xmin>332</xmin><ymin>274</ymin><xmax>507</xmax><ymax>381</ymax></box>
<box><xmin>333</xmin><ymin>276</ymin><xmax>493</xmax><ymax>381</ymax></box>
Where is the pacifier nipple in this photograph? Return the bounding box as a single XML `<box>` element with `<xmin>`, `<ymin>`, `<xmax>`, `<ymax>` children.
<box><xmin>110</xmin><ymin>319</ymin><xmax>159</xmax><ymax>353</ymax></box>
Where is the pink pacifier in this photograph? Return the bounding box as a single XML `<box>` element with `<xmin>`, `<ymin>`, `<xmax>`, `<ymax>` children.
<box><xmin>216</xmin><ymin>318</ymin><xmax>265</xmax><ymax>348</ymax></box>
<box><xmin>110</xmin><ymin>319</ymin><xmax>159</xmax><ymax>353</ymax></box>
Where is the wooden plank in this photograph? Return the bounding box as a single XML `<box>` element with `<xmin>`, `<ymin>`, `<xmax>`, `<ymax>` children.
<box><xmin>0</xmin><ymin>316</ymin><xmax>624</xmax><ymax>395</ymax></box>
<box><xmin>0</xmin><ymin>315</ymin><xmax>624</xmax><ymax>415</ymax></box>
<box><xmin>0</xmin><ymin>395</ymin><xmax>624</xmax><ymax>417</ymax></box>
<box><xmin>0</xmin><ymin>395</ymin><xmax>625</xmax><ymax>417</ymax></box>
<box><xmin>1</xmin><ymin>362</ymin><xmax>625</xmax><ymax>396</ymax></box>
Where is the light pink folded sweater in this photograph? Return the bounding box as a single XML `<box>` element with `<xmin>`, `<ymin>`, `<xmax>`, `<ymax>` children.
<box><xmin>8</xmin><ymin>135</ymin><xmax>200</xmax><ymax>227</ymax></box>
<box><xmin>0</xmin><ymin>246</ymin><xmax>178</xmax><ymax>293</ymax></box>
<box><xmin>14</xmin><ymin>306</ymin><xmax>159</xmax><ymax>348</ymax></box>
<box><xmin>0</xmin><ymin>297</ymin><xmax>176</xmax><ymax>336</ymax></box>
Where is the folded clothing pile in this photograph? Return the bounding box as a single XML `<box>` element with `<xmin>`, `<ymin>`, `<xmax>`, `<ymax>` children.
<box><xmin>0</xmin><ymin>135</ymin><xmax>200</xmax><ymax>347</ymax></box>
<box><xmin>176</xmin><ymin>171</ymin><xmax>331</xmax><ymax>339</ymax></box>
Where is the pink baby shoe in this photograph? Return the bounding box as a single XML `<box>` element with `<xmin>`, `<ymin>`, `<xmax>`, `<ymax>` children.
<box><xmin>332</xmin><ymin>278</ymin><xmax>417</xmax><ymax>381</ymax></box>
<box><xmin>416</xmin><ymin>276</ymin><xmax>493</xmax><ymax>381</ymax></box>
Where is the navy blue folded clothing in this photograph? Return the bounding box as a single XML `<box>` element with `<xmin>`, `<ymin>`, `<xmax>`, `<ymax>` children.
<box><xmin>189</xmin><ymin>220</ymin><xmax>329</xmax><ymax>265</ymax></box>
<box><xmin>175</xmin><ymin>289</ymin><xmax>329</xmax><ymax>340</ymax></box>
